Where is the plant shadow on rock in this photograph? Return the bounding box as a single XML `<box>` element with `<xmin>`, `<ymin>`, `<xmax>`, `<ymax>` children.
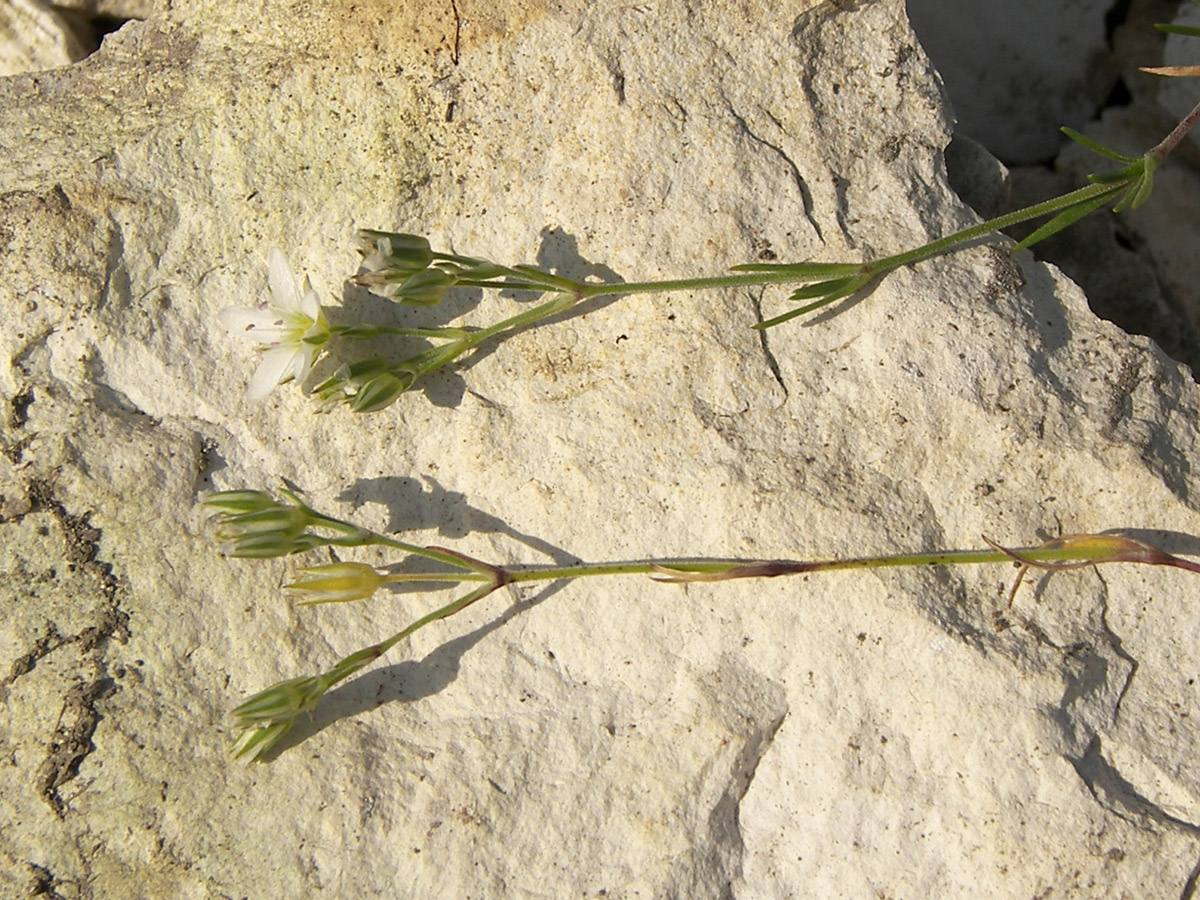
<box><xmin>314</xmin><ymin>225</ymin><xmax>624</xmax><ymax>411</ymax></box>
<box><xmin>268</xmin><ymin>476</ymin><xmax>584</xmax><ymax>755</ymax></box>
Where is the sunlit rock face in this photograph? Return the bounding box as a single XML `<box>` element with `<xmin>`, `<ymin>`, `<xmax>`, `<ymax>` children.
<box><xmin>2</xmin><ymin>1</ymin><xmax>1200</xmax><ymax>897</ymax></box>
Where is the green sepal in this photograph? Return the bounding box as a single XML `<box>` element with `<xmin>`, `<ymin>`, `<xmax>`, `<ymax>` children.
<box><xmin>456</xmin><ymin>260</ymin><xmax>508</xmax><ymax>280</ymax></box>
<box><xmin>231</xmin><ymin>720</ymin><xmax>294</xmax><ymax>762</ymax></box>
<box><xmin>396</xmin><ymin>268</ymin><xmax>456</xmax><ymax>305</ymax></box>
<box><xmin>202</xmin><ymin>490</ymin><xmax>277</xmax><ymax>514</ymax></box>
<box><xmin>350</xmin><ymin>372</ymin><xmax>409</xmax><ymax>413</ymax></box>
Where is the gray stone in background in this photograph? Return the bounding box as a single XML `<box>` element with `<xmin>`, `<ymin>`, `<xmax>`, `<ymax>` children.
<box><xmin>0</xmin><ymin>0</ymin><xmax>90</xmax><ymax>74</ymax></box>
<box><xmin>905</xmin><ymin>0</ymin><xmax>1117</xmax><ymax>165</ymax></box>
<box><xmin>1157</xmin><ymin>0</ymin><xmax>1200</xmax><ymax>141</ymax></box>
<box><xmin>913</xmin><ymin>0</ymin><xmax>1200</xmax><ymax>377</ymax></box>
<box><xmin>3</xmin><ymin>0</ymin><xmax>1200</xmax><ymax>897</ymax></box>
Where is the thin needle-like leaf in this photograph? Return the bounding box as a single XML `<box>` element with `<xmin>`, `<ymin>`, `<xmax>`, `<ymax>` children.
<box><xmin>1012</xmin><ymin>188</ymin><xmax>1121</xmax><ymax>252</ymax></box>
<box><xmin>1061</xmin><ymin>127</ymin><xmax>1138</xmax><ymax>163</ymax></box>
<box><xmin>730</xmin><ymin>261</ymin><xmax>862</xmax><ymax>277</ymax></box>
<box><xmin>1153</xmin><ymin>24</ymin><xmax>1200</xmax><ymax>38</ymax></box>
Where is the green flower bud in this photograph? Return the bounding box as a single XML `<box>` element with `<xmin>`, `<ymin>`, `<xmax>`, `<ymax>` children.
<box><xmin>286</xmin><ymin>562</ymin><xmax>384</xmax><ymax>604</ymax></box>
<box><xmin>350</xmin><ymin>372</ymin><xmax>409</xmax><ymax>413</ymax></box>
<box><xmin>207</xmin><ymin>492</ymin><xmax>327</xmax><ymax>557</ymax></box>
<box><xmin>230</xmin><ymin>674</ymin><xmax>328</xmax><ymax>762</ymax></box>
<box><xmin>222</xmin><ymin>531</ymin><xmax>326</xmax><ymax>559</ymax></box>
<box><xmin>231</xmin><ymin>720</ymin><xmax>294</xmax><ymax>763</ymax></box>
<box><xmin>215</xmin><ymin>505</ymin><xmax>310</xmax><ymax>539</ymax></box>
<box><xmin>355</xmin><ymin>230</ymin><xmax>434</xmax><ymax>277</ymax></box>
<box><xmin>312</xmin><ymin>358</ymin><xmax>408</xmax><ymax>412</ymax></box>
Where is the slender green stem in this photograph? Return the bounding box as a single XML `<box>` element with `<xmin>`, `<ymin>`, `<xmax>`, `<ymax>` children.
<box><xmin>577</xmin><ymin>270</ymin><xmax>860</xmax><ymax>299</ymax></box>
<box><xmin>229</xmin><ymin>524</ymin><xmax>1200</xmax><ymax>760</ymax></box>
<box><xmin>363</xmin><ymin>533</ymin><xmax>495</xmax><ymax>572</ymax></box>
<box><xmin>383</xmin><ymin>571</ymin><xmax>493</xmax><ymax>584</ymax></box>
<box><xmin>464</xmin><ymin>291</ymin><xmax>580</xmax><ymax>342</ymax></box>
<box><xmin>455</xmin><ymin>182</ymin><xmax>1132</xmax><ymax>311</ymax></box>
<box><xmin>350</xmin><ymin>95</ymin><xmax>1200</xmax><ymax>398</ymax></box>
<box><xmin>312</xmin><ymin>582</ymin><xmax>499</xmax><ymax>695</ymax></box>
<box><xmin>864</xmin><ymin>182</ymin><xmax>1126</xmax><ymax>273</ymax></box>
<box><xmin>330</xmin><ymin>325</ymin><xmax>463</xmax><ymax>341</ymax></box>
<box><xmin>424</xmin><ymin>181</ymin><xmax>1129</xmax><ymax>328</ymax></box>
<box><xmin>494</xmin><ymin>541</ymin><xmax>1158</xmax><ymax>584</ymax></box>
<box><xmin>374</xmin><ymin>583</ymin><xmax>498</xmax><ymax>656</ymax></box>
<box><xmin>1149</xmin><ymin>96</ymin><xmax>1200</xmax><ymax>159</ymax></box>
<box><xmin>363</xmin><ymin>541</ymin><xmax>1186</xmax><ymax>602</ymax></box>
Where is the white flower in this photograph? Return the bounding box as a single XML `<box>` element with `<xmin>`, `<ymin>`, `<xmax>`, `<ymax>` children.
<box><xmin>220</xmin><ymin>249</ymin><xmax>331</xmax><ymax>402</ymax></box>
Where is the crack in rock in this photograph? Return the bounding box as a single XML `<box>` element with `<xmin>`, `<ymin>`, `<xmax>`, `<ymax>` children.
<box><xmin>1069</xmin><ymin>735</ymin><xmax>1200</xmax><ymax>838</ymax></box>
<box><xmin>722</xmin><ymin>96</ymin><xmax>824</xmax><ymax>244</ymax></box>
<box><xmin>27</xmin><ymin>861</ymin><xmax>72</xmax><ymax>900</ymax></box>
<box><xmin>749</xmin><ymin>289</ymin><xmax>788</xmax><ymax>396</ymax></box>
<box><xmin>696</xmin><ymin>657</ymin><xmax>789</xmax><ymax>894</ymax></box>
<box><xmin>36</xmin><ymin>675</ymin><xmax>118</xmax><ymax>817</ymax></box>
<box><xmin>1048</xmin><ymin>573</ymin><xmax>1200</xmax><ymax>845</ymax></box>
<box><xmin>11</xmin><ymin>476</ymin><xmax>130</xmax><ymax>816</ymax></box>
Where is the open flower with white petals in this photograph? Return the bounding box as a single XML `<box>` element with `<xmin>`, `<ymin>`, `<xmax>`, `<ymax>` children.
<box><xmin>220</xmin><ymin>249</ymin><xmax>331</xmax><ymax>402</ymax></box>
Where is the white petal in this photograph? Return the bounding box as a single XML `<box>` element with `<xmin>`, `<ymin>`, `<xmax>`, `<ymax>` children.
<box><xmin>245</xmin><ymin>346</ymin><xmax>301</xmax><ymax>402</ymax></box>
<box><xmin>267</xmin><ymin>248</ymin><xmax>302</xmax><ymax>313</ymax></box>
<box><xmin>291</xmin><ymin>343</ymin><xmax>318</xmax><ymax>383</ymax></box>
<box><xmin>299</xmin><ymin>287</ymin><xmax>322</xmax><ymax>321</ymax></box>
<box><xmin>219</xmin><ymin>305</ymin><xmax>283</xmax><ymax>339</ymax></box>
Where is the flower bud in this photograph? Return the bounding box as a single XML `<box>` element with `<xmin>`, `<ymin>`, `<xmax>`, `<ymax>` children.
<box><xmin>350</xmin><ymin>372</ymin><xmax>409</xmax><ymax>413</ymax></box>
<box><xmin>355</xmin><ymin>230</ymin><xmax>434</xmax><ymax>277</ymax></box>
<box><xmin>286</xmin><ymin>562</ymin><xmax>384</xmax><ymax>604</ymax></box>
<box><xmin>215</xmin><ymin>505</ymin><xmax>310</xmax><ymax>539</ymax></box>
<box><xmin>221</xmin><ymin>531</ymin><xmax>326</xmax><ymax>559</ymax></box>
<box><xmin>231</xmin><ymin>720</ymin><xmax>294</xmax><ymax>763</ymax></box>
<box><xmin>208</xmin><ymin>493</ymin><xmax>323</xmax><ymax>557</ymax></box>
<box><xmin>230</xmin><ymin>674</ymin><xmax>328</xmax><ymax>762</ymax></box>
<box><xmin>312</xmin><ymin>358</ymin><xmax>406</xmax><ymax>412</ymax></box>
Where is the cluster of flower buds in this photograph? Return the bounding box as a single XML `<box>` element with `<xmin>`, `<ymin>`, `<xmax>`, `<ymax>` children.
<box><xmin>204</xmin><ymin>488</ymin><xmax>372</xmax><ymax>557</ymax></box>
<box><xmin>231</xmin><ymin>642</ymin><xmax>391</xmax><ymax>761</ymax></box>
<box><xmin>230</xmin><ymin>673</ymin><xmax>328</xmax><ymax>761</ymax></box>
<box><xmin>311</xmin><ymin>357</ymin><xmax>415</xmax><ymax>414</ymax></box>
<box><xmin>353</xmin><ymin>229</ymin><xmax>509</xmax><ymax>306</ymax></box>
<box><xmin>204</xmin><ymin>490</ymin><xmax>326</xmax><ymax>557</ymax></box>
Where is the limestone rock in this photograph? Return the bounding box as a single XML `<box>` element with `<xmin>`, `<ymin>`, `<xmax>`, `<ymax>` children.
<box><xmin>3</xmin><ymin>1</ymin><xmax>1200</xmax><ymax>897</ymax></box>
<box><xmin>0</xmin><ymin>0</ymin><xmax>91</xmax><ymax>75</ymax></box>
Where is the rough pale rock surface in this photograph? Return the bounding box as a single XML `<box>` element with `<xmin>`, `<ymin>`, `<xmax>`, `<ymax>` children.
<box><xmin>2</xmin><ymin>1</ymin><xmax>1200</xmax><ymax>898</ymax></box>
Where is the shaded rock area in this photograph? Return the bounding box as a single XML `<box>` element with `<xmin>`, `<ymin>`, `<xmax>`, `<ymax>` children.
<box><xmin>912</xmin><ymin>0</ymin><xmax>1200</xmax><ymax>377</ymax></box>
<box><xmin>2</xmin><ymin>0</ymin><xmax>1200</xmax><ymax>897</ymax></box>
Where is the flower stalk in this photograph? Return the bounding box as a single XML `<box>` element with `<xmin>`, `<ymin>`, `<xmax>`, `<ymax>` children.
<box><xmin>222</xmin><ymin>82</ymin><xmax>1200</xmax><ymax>411</ymax></box>
<box><xmin>210</xmin><ymin>490</ymin><xmax>1200</xmax><ymax>761</ymax></box>
<box><xmin>304</xmin><ymin>97</ymin><xmax>1197</xmax><ymax>408</ymax></box>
